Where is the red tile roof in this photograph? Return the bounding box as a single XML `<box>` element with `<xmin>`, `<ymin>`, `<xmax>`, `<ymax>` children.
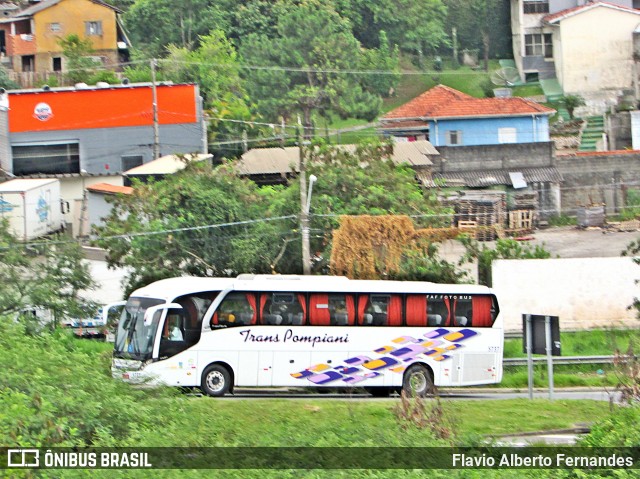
<box><xmin>543</xmin><ymin>1</ymin><xmax>640</xmax><ymax>24</ymax></box>
<box><xmin>381</xmin><ymin>85</ymin><xmax>555</xmax><ymax>121</ymax></box>
<box><xmin>86</xmin><ymin>183</ymin><xmax>133</xmax><ymax>195</ymax></box>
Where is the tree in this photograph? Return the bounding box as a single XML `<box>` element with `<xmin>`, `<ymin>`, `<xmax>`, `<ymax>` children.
<box><xmin>330</xmin><ymin>215</ymin><xmax>467</xmax><ymax>282</ymax></box>
<box><xmin>58</xmin><ymin>34</ymin><xmax>101</xmax><ymax>84</ymax></box>
<box><xmin>444</xmin><ymin>0</ymin><xmax>512</xmax><ymax>70</ymax></box>
<box><xmin>561</xmin><ymin>94</ymin><xmax>586</xmax><ymax>120</ymax></box>
<box><xmin>0</xmin><ymin>219</ymin><xmax>97</xmax><ymax>326</ymax></box>
<box><xmin>123</xmin><ymin>0</ymin><xmax>234</xmax><ymax>57</ymax></box>
<box><xmin>92</xmin><ymin>161</ymin><xmax>294</xmax><ymax>295</ymax></box>
<box><xmin>161</xmin><ymin>31</ymin><xmax>254</xmax><ymax>145</ymax></box>
<box><xmin>266</xmin><ymin>140</ymin><xmax>454</xmax><ymax>274</ymax></box>
<box><xmin>240</xmin><ymin>0</ymin><xmax>382</xmax><ymax>131</ymax></box>
<box><xmin>460</xmin><ymin>237</ymin><xmax>551</xmax><ymax>286</ymax></box>
<box><xmin>340</xmin><ymin>0</ymin><xmax>449</xmax><ymax>58</ymax></box>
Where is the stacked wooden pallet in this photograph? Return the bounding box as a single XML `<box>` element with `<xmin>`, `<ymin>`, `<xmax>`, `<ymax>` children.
<box><xmin>455</xmin><ymin>191</ymin><xmax>507</xmax><ymax>241</ymax></box>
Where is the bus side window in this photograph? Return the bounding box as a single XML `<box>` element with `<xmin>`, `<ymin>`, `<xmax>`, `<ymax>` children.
<box><xmin>261</xmin><ymin>293</ymin><xmax>306</xmax><ymax>326</ymax></box>
<box><xmin>216</xmin><ymin>293</ymin><xmax>257</xmax><ymax>327</ymax></box>
<box><xmin>328</xmin><ymin>294</ymin><xmax>355</xmax><ymax>326</ymax></box>
<box><xmin>454</xmin><ymin>298</ymin><xmax>472</xmax><ymax>327</ymax></box>
<box><xmin>360</xmin><ymin>295</ymin><xmax>402</xmax><ymax>326</ymax></box>
<box><xmin>427</xmin><ymin>297</ymin><xmax>449</xmax><ymax>326</ymax></box>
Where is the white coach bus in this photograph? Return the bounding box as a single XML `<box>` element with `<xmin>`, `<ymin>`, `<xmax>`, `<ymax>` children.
<box><xmin>110</xmin><ymin>274</ymin><xmax>502</xmax><ymax>397</ymax></box>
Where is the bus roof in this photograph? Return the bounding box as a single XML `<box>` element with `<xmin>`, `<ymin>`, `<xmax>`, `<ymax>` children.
<box><xmin>129</xmin><ymin>275</ymin><xmax>494</xmax><ymax>301</ymax></box>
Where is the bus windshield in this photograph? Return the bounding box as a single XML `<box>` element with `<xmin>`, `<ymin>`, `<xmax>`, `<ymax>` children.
<box><xmin>113</xmin><ymin>297</ymin><xmax>165</xmax><ymax>360</ymax></box>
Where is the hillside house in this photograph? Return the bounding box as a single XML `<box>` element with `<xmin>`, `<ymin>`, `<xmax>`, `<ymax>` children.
<box><xmin>379</xmin><ymin>85</ymin><xmax>555</xmax><ymax>147</ymax></box>
<box><xmin>0</xmin><ymin>0</ymin><xmax>130</xmax><ymax>85</ymax></box>
<box><xmin>510</xmin><ymin>1</ymin><xmax>640</xmax><ymax>96</ymax></box>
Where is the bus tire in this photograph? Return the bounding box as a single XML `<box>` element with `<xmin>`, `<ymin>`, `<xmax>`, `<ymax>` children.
<box><xmin>201</xmin><ymin>364</ymin><xmax>231</xmax><ymax>397</ymax></box>
<box><xmin>402</xmin><ymin>364</ymin><xmax>434</xmax><ymax>398</ymax></box>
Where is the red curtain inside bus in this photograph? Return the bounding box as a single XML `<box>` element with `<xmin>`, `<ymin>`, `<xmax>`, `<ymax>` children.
<box><xmin>345</xmin><ymin>295</ymin><xmax>355</xmax><ymax>324</ymax></box>
<box><xmin>309</xmin><ymin>294</ymin><xmax>331</xmax><ymax>326</ymax></box>
<box><xmin>297</xmin><ymin>294</ymin><xmax>307</xmax><ymax>321</ymax></box>
<box><xmin>472</xmin><ymin>295</ymin><xmax>493</xmax><ymax>327</ymax></box>
<box><xmin>357</xmin><ymin>295</ymin><xmax>369</xmax><ymax>324</ymax></box>
<box><xmin>245</xmin><ymin>293</ymin><xmax>257</xmax><ymax>325</ymax></box>
<box><xmin>388</xmin><ymin>295</ymin><xmax>403</xmax><ymax>326</ymax></box>
<box><xmin>406</xmin><ymin>295</ymin><xmax>427</xmax><ymax>326</ymax></box>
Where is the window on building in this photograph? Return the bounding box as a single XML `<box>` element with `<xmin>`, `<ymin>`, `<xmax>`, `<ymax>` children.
<box><xmin>85</xmin><ymin>21</ymin><xmax>102</xmax><ymax>36</ymax></box>
<box><xmin>52</xmin><ymin>57</ymin><xmax>62</xmax><ymax>72</ymax></box>
<box><xmin>525</xmin><ymin>33</ymin><xmax>553</xmax><ymax>58</ymax></box>
<box><xmin>49</xmin><ymin>23</ymin><xmax>61</xmax><ymax>33</ymax></box>
<box><xmin>523</xmin><ymin>1</ymin><xmax>549</xmax><ymax>14</ymax></box>
<box><xmin>446</xmin><ymin>130</ymin><xmax>462</xmax><ymax>146</ymax></box>
<box><xmin>498</xmin><ymin>127</ymin><xmax>517</xmax><ymax>144</ymax></box>
<box><xmin>121</xmin><ymin>155</ymin><xmax>143</xmax><ymax>171</ymax></box>
<box><xmin>12</xmin><ymin>143</ymin><xmax>80</xmax><ymax>175</ymax></box>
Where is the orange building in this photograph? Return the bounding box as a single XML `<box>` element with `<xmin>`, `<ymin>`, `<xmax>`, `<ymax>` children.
<box><xmin>0</xmin><ymin>0</ymin><xmax>129</xmax><ymax>78</ymax></box>
<box><xmin>0</xmin><ymin>82</ymin><xmax>205</xmax><ymax>177</ymax></box>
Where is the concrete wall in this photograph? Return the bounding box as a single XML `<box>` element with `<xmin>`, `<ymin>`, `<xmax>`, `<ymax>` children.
<box><xmin>556</xmin><ymin>151</ymin><xmax>640</xmax><ymax>214</ymax></box>
<box><xmin>493</xmin><ymin>257</ymin><xmax>640</xmax><ymax>332</ymax></box>
<box><xmin>434</xmin><ymin>141</ymin><xmax>555</xmax><ymax>173</ymax></box>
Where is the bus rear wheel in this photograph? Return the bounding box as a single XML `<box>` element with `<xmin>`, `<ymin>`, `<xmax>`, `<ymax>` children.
<box><xmin>201</xmin><ymin>364</ymin><xmax>231</xmax><ymax>397</ymax></box>
<box><xmin>402</xmin><ymin>364</ymin><xmax>434</xmax><ymax>398</ymax></box>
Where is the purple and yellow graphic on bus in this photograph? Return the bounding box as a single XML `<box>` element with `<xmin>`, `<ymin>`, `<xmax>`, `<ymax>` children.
<box><xmin>290</xmin><ymin>328</ymin><xmax>478</xmax><ymax>385</ymax></box>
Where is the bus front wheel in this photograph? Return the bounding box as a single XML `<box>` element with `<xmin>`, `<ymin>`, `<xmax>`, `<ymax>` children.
<box><xmin>402</xmin><ymin>364</ymin><xmax>434</xmax><ymax>398</ymax></box>
<box><xmin>201</xmin><ymin>364</ymin><xmax>231</xmax><ymax>397</ymax></box>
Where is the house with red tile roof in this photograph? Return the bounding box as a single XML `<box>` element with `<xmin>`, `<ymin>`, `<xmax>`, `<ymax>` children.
<box><xmin>379</xmin><ymin>85</ymin><xmax>555</xmax><ymax>147</ymax></box>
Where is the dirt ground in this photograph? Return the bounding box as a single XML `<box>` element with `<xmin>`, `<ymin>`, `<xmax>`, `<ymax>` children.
<box><xmin>438</xmin><ymin>226</ymin><xmax>640</xmax><ymax>279</ymax></box>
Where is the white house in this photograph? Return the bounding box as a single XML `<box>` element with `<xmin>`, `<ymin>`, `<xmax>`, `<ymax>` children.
<box><xmin>511</xmin><ymin>1</ymin><xmax>640</xmax><ymax>95</ymax></box>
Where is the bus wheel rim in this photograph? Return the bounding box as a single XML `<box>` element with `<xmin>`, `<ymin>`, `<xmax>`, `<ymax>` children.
<box><xmin>206</xmin><ymin>371</ymin><xmax>225</xmax><ymax>392</ymax></box>
<box><xmin>410</xmin><ymin>372</ymin><xmax>426</xmax><ymax>394</ymax></box>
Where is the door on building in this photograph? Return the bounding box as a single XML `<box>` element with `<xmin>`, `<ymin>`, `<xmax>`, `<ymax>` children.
<box><xmin>21</xmin><ymin>55</ymin><xmax>34</xmax><ymax>72</ymax></box>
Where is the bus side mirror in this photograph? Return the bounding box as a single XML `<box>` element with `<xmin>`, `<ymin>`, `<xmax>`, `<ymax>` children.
<box><xmin>144</xmin><ymin>303</ymin><xmax>182</xmax><ymax>326</ymax></box>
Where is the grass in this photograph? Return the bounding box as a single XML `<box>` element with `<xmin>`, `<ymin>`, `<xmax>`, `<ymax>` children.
<box><xmin>504</xmin><ymin>329</ymin><xmax>639</xmax><ymax>358</ymax></box>
<box><xmin>510</xmin><ymin>84</ymin><xmax>544</xmax><ymax>98</ymax></box>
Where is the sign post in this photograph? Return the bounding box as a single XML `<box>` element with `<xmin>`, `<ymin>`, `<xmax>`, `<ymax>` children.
<box><xmin>522</xmin><ymin>314</ymin><xmax>560</xmax><ymax>400</ymax></box>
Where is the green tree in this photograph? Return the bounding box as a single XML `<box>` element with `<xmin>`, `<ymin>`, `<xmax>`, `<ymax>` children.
<box><xmin>561</xmin><ymin>94</ymin><xmax>586</xmax><ymax>120</ymax></box>
<box><xmin>58</xmin><ymin>34</ymin><xmax>101</xmax><ymax>84</ymax></box>
<box><xmin>92</xmin><ymin>161</ymin><xmax>294</xmax><ymax>294</ymax></box>
<box><xmin>444</xmin><ymin>0</ymin><xmax>512</xmax><ymax>68</ymax></box>
<box><xmin>240</xmin><ymin>0</ymin><xmax>382</xmax><ymax>131</ymax></box>
<box><xmin>0</xmin><ymin>219</ymin><xmax>97</xmax><ymax>325</ymax></box>
<box><xmin>0</xmin><ymin>65</ymin><xmax>18</xmax><ymax>90</ymax></box>
<box><xmin>460</xmin><ymin>237</ymin><xmax>551</xmax><ymax>286</ymax></box>
<box><xmin>123</xmin><ymin>0</ymin><xmax>234</xmax><ymax>57</ymax></box>
<box><xmin>340</xmin><ymin>0</ymin><xmax>449</xmax><ymax>59</ymax></box>
<box><xmin>161</xmin><ymin>31</ymin><xmax>254</xmax><ymax>144</ymax></box>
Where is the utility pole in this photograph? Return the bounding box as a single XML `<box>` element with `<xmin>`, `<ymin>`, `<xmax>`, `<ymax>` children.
<box><xmin>298</xmin><ymin>128</ymin><xmax>311</xmax><ymax>275</ymax></box>
<box><xmin>150</xmin><ymin>58</ymin><xmax>160</xmax><ymax>159</ymax></box>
